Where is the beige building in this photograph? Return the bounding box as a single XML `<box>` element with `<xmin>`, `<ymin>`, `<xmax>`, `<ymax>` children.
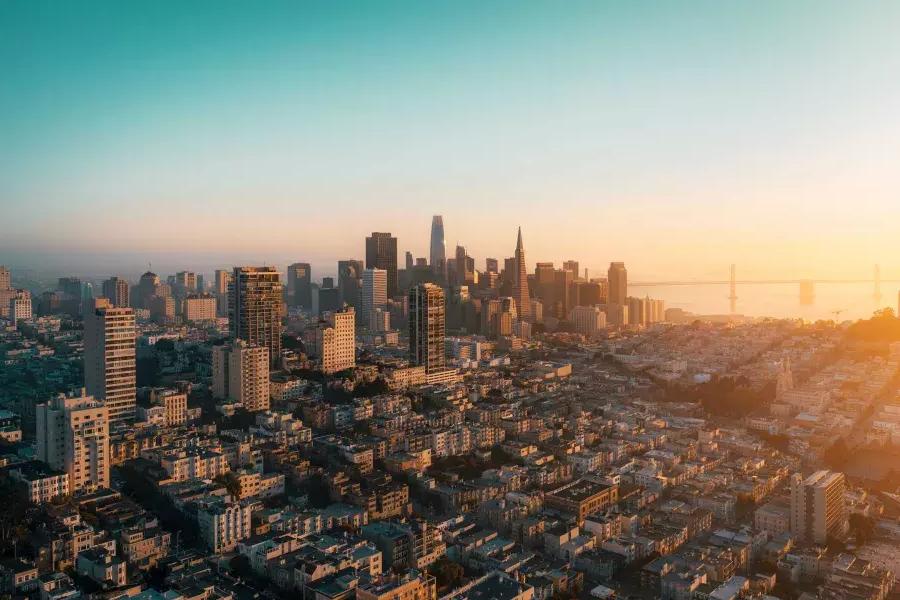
<box><xmin>357</xmin><ymin>571</ymin><xmax>437</xmax><ymax>600</ymax></box>
<box><xmin>317</xmin><ymin>307</ymin><xmax>356</xmax><ymax>374</ymax></box>
<box><xmin>229</xmin><ymin>266</ymin><xmax>283</xmax><ymax>365</ymax></box>
<box><xmin>212</xmin><ymin>339</ymin><xmax>270</xmax><ymax>411</ymax></box>
<box><xmin>183</xmin><ymin>293</ymin><xmax>217</xmax><ymax>322</ymax></box>
<box><xmin>569</xmin><ymin>305</ymin><xmax>606</xmax><ymax>336</ymax></box>
<box><xmin>791</xmin><ymin>470</ymin><xmax>847</xmax><ymax>544</ymax></box>
<box><xmin>36</xmin><ymin>389</ymin><xmax>110</xmax><ymax>493</ymax></box>
<box><xmin>8</xmin><ymin>289</ymin><xmax>32</xmax><ymax>322</ymax></box>
<box><xmin>148</xmin><ymin>388</ymin><xmax>188</xmax><ymax>426</ymax></box>
<box><xmin>84</xmin><ymin>306</ymin><xmax>136</xmax><ymax>422</ymax></box>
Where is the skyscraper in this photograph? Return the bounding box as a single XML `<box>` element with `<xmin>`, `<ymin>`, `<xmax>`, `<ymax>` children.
<box><xmin>36</xmin><ymin>389</ymin><xmax>110</xmax><ymax>493</ymax></box>
<box><xmin>430</xmin><ymin>215</ymin><xmax>446</xmax><ymax>280</ymax></box>
<box><xmin>366</xmin><ymin>232</ymin><xmax>398</xmax><ymax>297</ymax></box>
<box><xmin>229</xmin><ymin>267</ymin><xmax>283</xmax><ymax>366</ymax></box>
<box><xmin>485</xmin><ymin>258</ymin><xmax>499</xmax><ymax>274</ymax></box>
<box><xmin>287</xmin><ymin>263</ymin><xmax>312</xmax><ymax>308</ymax></box>
<box><xmin>405</xmin><ymin>251</ymin><xmax>414</xmax><ymax>271</ymax></box>
<box><xmin>563</xmin><ymin>260</ymin><xmax>580</xmax><ymax>277</ymax></box>
<box><xmin>137</xmin><ymin>271</ymin><xmax>160</xmax><ymax>309</ymax></box>
<box><xmin>102</xmin><ymin>276</ymin><xmax>130</xmax><ymax>308</ymax></box>
<box><xmin>361</xmin><ymin>268</ymin><xmax>387</xmax><ymax>327</ymax></box>
<box><xmin>608</xmin><ymin>262</ymin><xmax>628</xmax><ymax>306</ymax></box>
<box><xmin>214</xmin><ymin>269</ymin><xmax>232</xmax><ymax>317</ymax></box>
<box><xmin>84</xmin><ymin>306</ymin><xmax>136</xmax><ymax>422</ymax></box>
<box><xmin>409</xmin><ymin>283</ymin><xmax>446</xmax><ymax>373</ymax></box>
<box><xmin>0</xmin><ymin>265</ymin><xmax>10</xmax><ymax>290</ymax></box>
<box><xmin>8</xmin><ymin>289</ymin><xmax>32</xmax><ymax>322</ymax></box>
<box><xmin>512</xmin><ymin>227</ymin><xmax>531</xmax><ymax>321</ymax></box>
<box><xmin>338</xmin><ymin>259</ymin><xmax>364</xmax><ymax>308</ymax></box>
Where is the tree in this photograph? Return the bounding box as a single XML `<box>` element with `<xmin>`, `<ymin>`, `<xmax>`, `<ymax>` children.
<box><xmin>430</xmin><ymin>558</ymin><xmax>464</xmax><ymax>589</ymax></box>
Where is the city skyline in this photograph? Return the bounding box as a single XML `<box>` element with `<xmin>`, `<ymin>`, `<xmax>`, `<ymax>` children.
<box><xmin>2</xmin><ymin>1</ymin><xmax>900</xmax><ymax>280</ymax></box>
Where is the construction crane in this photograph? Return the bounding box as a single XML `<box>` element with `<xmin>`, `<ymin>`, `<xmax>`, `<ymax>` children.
<box><xmin>831</xmin><ymin>309</ymin><xmax>845</xmax><ymax>322</ymax></box>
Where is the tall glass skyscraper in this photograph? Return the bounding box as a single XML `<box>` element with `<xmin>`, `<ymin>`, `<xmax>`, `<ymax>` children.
<box><xmin>429</xmin><ymin>215</ymin><xmax>446</xmax><ymax>280</ymax></box>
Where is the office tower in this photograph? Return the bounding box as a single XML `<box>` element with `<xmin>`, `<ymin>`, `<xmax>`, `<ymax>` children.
<box><xmin>790</xmin><ymin>470</ymin><xmax>847</xmax><ymax>544</ymax></box>
<box><xmin>36</xmin><ymin>390</ymin><xmax>110</xmax><ymax>493</ymax></box>
<box><xmin>563</xmin><ymin>261</ymin><xmax>580</xmax><ymax>277</ymax></box>
<box><xmin>214</xmin><ymin>269</ymin><xmax>232</xmax><ymax>317</ymax></box>
<box><xmin>338</xmin><ymin>259</ymin><xmax>364</xmax><ymax>308</ymax></box>
<box><xmin>84</xmin><ymin>306</ymin><xmax>136</xmax><ymax>422</ymax></box>
<box><xmin>405</xmin><ymin>251</ymin><xmax>414</xmax><ymax>271</ymax></box>
<box><xmin>361</xmin><ymin>268</ymin><xmax>387</xmax><ymax>327</ymax></box>
<box><xmin>212</xmin><ymin>340</ymin><xmax>270</xmax><ymax>411</ymax></box>
<box><xmin>58</xmin><ymin>277</ymin><xmax>82</xmax><ymax>299</ymax></box>
<box><xmin>287</xmin><ymin>263</ymin><xmax>312</xmax><ymax>309</ymax></box>
<box><xmin>312</xmin><ymin>286</ymin><xmax>341</xmax><ymax>315</ymax></box>
<box><xmin>415</xmin><ymin>257</ymin><xmax>427</xmax><ymax>268</ymax></box>
<box><xmin>485</xmin><ymin>258</ymin><xmax>498</xmax><ymax>274</ymax></box>
<box><xmin>370</xmin><ymin>307</ymin><xmax>391</xmax><ymax>332</ymax></box>
<box><xmin>497</xmin><ymin>297</ymin><xmax>517</xmax><ymax>337</ymax></box>
<box><xmin>627</xmin><ymin>296</ymin><xmax>648</xmax><ymax>326</ymax></box>
<box><xmin>229</xmin><ymin>267</ymin><xmax>283</xmax><ymax>366</ymax></box>
<box><xmin>481</xmin><ymin>299</ymin><xmax>500</xmax><ymax>337</ymax></box>
<box><xmin>183</xmin><ymin>293</ymin><xmax>217</xmax><ymax>322</ymax></box>
<box><xmin>316</xmin><ymin>307</ymin><xmax>356</xmax><ymax>374</ymax></box>
<box><xmin>0</xmin><ymin>266</ymin><xmax>10</xmax><ymax>290</ymax></box>
<box><xmin>574</xmin><ymin>281</ymin><xmax>603</xmax><ymax>307</ymax></box>
<box><xmin>366</xmin><ymin>232</ymin><xmax>398</xmax><ymax>297</ymax></box>
<box><xmin>552</xmin><ymin>268</ymin><xmax>574</xmax><ymax>318</ymax></box>
<box><xmin>606</xmin><ymin>303</ymin><xmax>629</xmax><ymax>327</ymax></box>
<box><xmin>102</xmin><ymin>277</ymin><xmax>130</xmax><ymax>308</ymax></box>
<box><xmin>196</xmin><ymin>274</ymin><xmax>205</xmax><ymax>293</ymax></box>
<box><xmin>512</xmin><ymin>227</ymin><xmax>531</xmax><ymax>321</ymax></box>
<box><xmin>137</xmin><ymin>271</ymin><xmax>160</xmax><ymax>309</ymax></box>
<box><xmin>8</xmin><ymin>289</ymin><xmax>32</xmax><ymax>322</ymax></box>
<box><xmin>530</xmin><ymin>299</ymin><xmax>543</xmax><ymax>324</ymax></box>
<box><xmin>430</xmin><ymin>215</ymin><xmax>446</xmax><ymax>280</ymax></box>
<box><xmin>569</xmin><ymin>305</ymin><xmax>606</xmax><ymax>336</ymax></box>
<box><xmin>149</xmin><ymin>295</ymin><xmax>175</xmax><ymax>323</ymax></box>
<box><xmin>174</xmin><ymin>271</ymin><xmax>197</xmax><ymax>293</ymax></box>
<box><xmin>409</xmin><ymin>283</ymin><xmax>446</xmax><ymax>373</ymax></box>
<box><xmin>608</xmin><ymin>262</ymin><xmax>627</xmax><ymax>306</ymax></box>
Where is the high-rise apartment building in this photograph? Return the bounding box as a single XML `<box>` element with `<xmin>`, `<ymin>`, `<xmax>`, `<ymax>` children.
<box><xmin>409</xmin><ymin>283</ymin><xmax>446</xmax><ymax>373</ymax></box>
<box><xmin>102</xmin><ymin>277</ymin><xmax>130</xmax><ymax>308</ymax></box>
<box><xmin>212</xmin><ymin>340</ymin><xmax>270</xmax><ymax>412</ymax></box>
<box><xmin>790</xmin><ymin>470</ymin><xmax>847</xmax><ymax>544</ymax></box>
<box><xmin>627</xmin><ymin>296</ymin><xmax>648</xmax><ymax>327</ymax></box>
<box><xmin>316</xmin><ymin>307</ymin><xmax>356</xmax><ymax>374</ymax></box>
<box><xmin>229</xmin><ymin>267</ymin><xmax>283</xmax><ymax>366</ymax></box>
<box><xmin>287</xmin><ymin>263</ymin><xmax>312</xmax><ymax>309</ymax></box>
<box><xmin>366</xmin><ymin>232</ymin><xmax>398</xmax><ymax>297</ymax></box>
<box><xmin>0</xmin><ymin>265</ymin><xmax>10</xmax><ymax>290</ymax></box>
<box><xmin>338</xmin><ymin>259</ymin><xmax>364</xmax><ymax>308</ymax></box>
<box><xmin>214</xmin><ymin>269</ymin><xmax>232</xmax><ymax>317</ymax></box>
<box><xmin>607</xmin><ymin>262</ymin><xmax>627</xmax><ymax>306</ymax></box>
<box><xmin>362</xmin><ymin>268</ymin><xmax>388</xmax><ymax>327</ymax></box>
<box><xmin>8</xmin><ymin>289</ymin><xmax>32</xmax><ymax>322</ymax></box>
<box><xmin>430</xmin><ymin>216</ymin><xmax>446</xmax><ymax>280</ymax></box>
<box><xmin>36</xmin><ymin>389</ymin><xmax>110</xmax><ymax>493</ymax></box>
<box><xmin>512</xmin><ymin>227</ymin><xmax>531</xmax><ymax>321</ymax></box>
<box><xmin>84</xmin><ymin>306</ymin><xmax>136</xmax><ymax>422</ymax></box>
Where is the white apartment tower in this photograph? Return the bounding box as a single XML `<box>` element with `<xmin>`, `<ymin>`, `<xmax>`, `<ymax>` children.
<box><xmin>361</xmin><ymin>268</ymin><xmax>387</xmax><ymax>327</ymax></box>
<box><xmin>212</xmin><ymin>340</ymin><xmax>270</xmax><ymax>412</ymax></box>
<box><xmin>36</xmin><ymin>389</ymin><xmax>110</xmax><ymax>493</ymax></box>
<box><xmin>9</xmin><ymin>289</ymin><xmax>32</xmax><ymax>322</ymax></box>
<box><xmin>317</xmin><ymin>307</ymin><xmax>356</xmax><ymax>374</ymax></box>
<box><xmin>790</xmin><ymin>470</ymin><xmax>847</xmax><ymax>544</ymax></box>
<box><xmin>569</xmin><ymin>305</ymin><xmax>607</xmax><ymax>336</ymax></box>
<box><xmin>83</xmin><ymin>306</ymin><xmax>136</xmax><ymax>422</ymax></box>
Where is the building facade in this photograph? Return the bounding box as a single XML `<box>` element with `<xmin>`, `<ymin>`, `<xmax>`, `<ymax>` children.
<box><xmin>83</xmin><ymin>306</ymin><xmax>136</xmax><ymax>422</ymax></box>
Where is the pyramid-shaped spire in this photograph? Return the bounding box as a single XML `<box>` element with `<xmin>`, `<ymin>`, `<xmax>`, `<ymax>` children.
<box><xmin>516</xmin><ymin>226</ymin><xmax>524</xmax><ymax>252</ymax></box>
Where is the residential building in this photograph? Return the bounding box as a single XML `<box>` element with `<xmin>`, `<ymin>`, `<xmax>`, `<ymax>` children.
<box><xmin>229</xmin><ymin>266</ymin><xmax>283</xmax><ymax>366</ymax></box>
<box><xmin>362</xmin><ymin>268</ymin><xmax>387</xmax><ymax>327</ymax></box>
<box><xmin>83</xmin><ymin>306</ymin><xmax>136</xmax><ymax>422</ymax></box>
<box><xmin>317</xmin><ymin>307</ymin><xmax>356</xmax><ymax>374</ymax></box>
<box><xmin>366</xmin><ymin>232</ymin><xmax>398</xmax><ymax>297</ymax></box>
<box><xmin>212</xmin><ymin>339</ymin><xmax>270</xmax><ymax>411</ymax></box>
<box><xmin>409</xmin><ymin>283</ymin><xmax>445</xmax><ymax>374</ymax></box>
<box><xmin>790</xmin><ymin>470</ymin><xmax>847</xmax><ymax>544</ymax></box>
<box><xmin>102</xmin><ymin>277</ymin><xmax>130</xmax><ymax>308</ymax></box>
<box><xmin>182</xmin><ymin>293</ymin><xmax>217</xmax><ymax>322</ymax></box>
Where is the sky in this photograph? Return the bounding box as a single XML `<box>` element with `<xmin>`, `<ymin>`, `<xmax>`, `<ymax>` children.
<box><xmin>2</xmin><ymin>0</ymin><xmax>899</xmax><ymax>281</ymax></box>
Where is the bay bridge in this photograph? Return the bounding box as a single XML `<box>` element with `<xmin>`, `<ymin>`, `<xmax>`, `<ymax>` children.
<box><xmin>628</xmin><ymin>265</ymin><xmax>894</xmax><ymax>313</ymax></box>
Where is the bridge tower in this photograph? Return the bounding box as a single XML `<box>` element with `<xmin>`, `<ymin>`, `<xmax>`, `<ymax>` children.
<box><xmin>728</xmin><ymin>264</ymin><xmax>738</xmax><ymax>313</ymax></box>
<box><xmin>874</xmin><ymin>264</ymin><xmax>882</xmax><ymax>301</ymax></box>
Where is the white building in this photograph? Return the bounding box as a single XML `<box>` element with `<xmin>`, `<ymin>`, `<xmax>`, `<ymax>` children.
<box><xmin>569</xmin><ymin>305</ymin><xmax>606</xmax><ymax>336</ymax></box>
<box><xmin>8</xmin><ymin>289</ymin><xmax>32</xmax><ymax>322</ymax></box>
<box><xmin>212</xmin><ymin>339</ymin><xmax>270</xmax><ymax>411</ymax></box>
<box><xmin>361</xmin><ymin>268</ymin><xmax>387</xmax><ymax>327</ymax></box>
<box><xmin>197</xmin><ymin>500</ymin><xmax>254</xmax><ymax>553</ymax></box>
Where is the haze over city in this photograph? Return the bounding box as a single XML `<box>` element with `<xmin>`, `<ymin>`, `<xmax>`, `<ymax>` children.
<box><xmin>2</xmin><ymin>1</ymin><xmax>900</xmax><ymax>281</ymax></box>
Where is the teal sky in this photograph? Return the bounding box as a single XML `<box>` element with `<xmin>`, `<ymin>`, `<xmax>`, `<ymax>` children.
<box><xmin>2</xmin><ymin>0</ymin><xmax>899</xmax><ymax>279</ymax></box>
